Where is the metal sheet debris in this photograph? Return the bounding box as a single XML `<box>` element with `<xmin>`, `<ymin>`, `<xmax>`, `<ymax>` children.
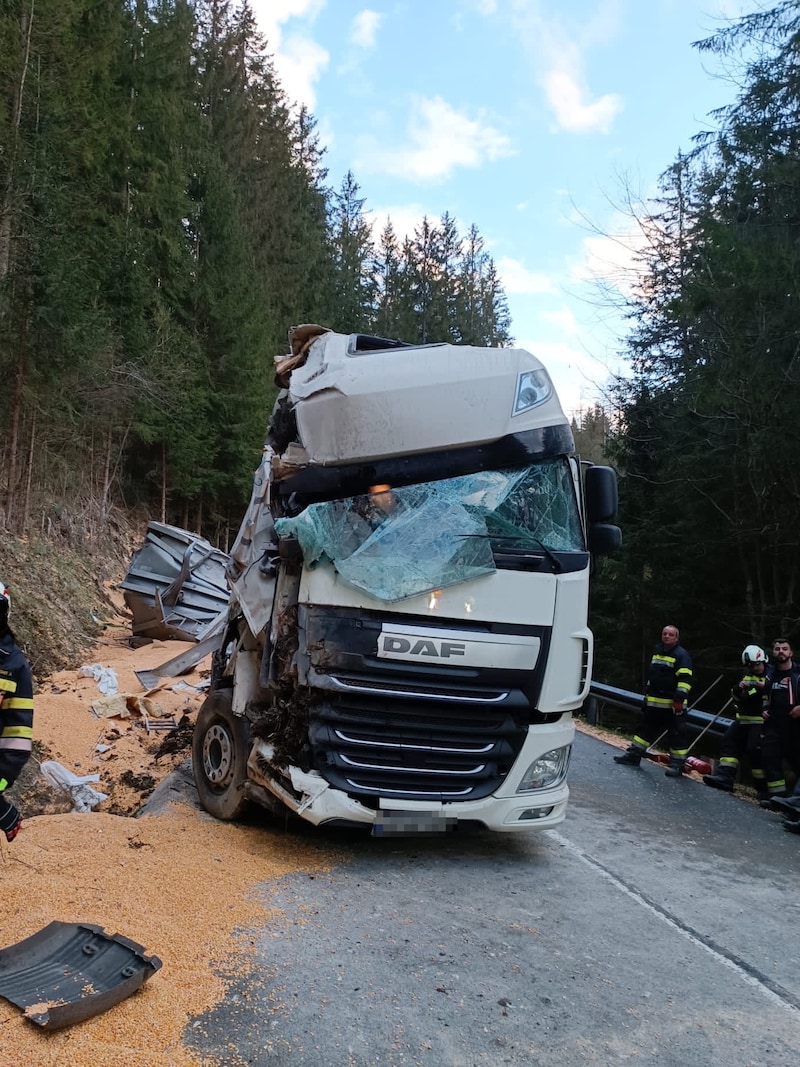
<box><xmin>0</xmin><ymin>921</ymin><xmax>161</xmax><ymax>1029</ymax></box>
<box><xmin>143</xmin><ymin>715</ymin><xmax>179</xmax><ymax>733</ymax></box>
<box><xmin>133</xmin><ymin>627</ymin><xmax>224</xmax><ymax>690</ymax></box>
<box><xmin>120</xmin><ymin>522</ymin><xmax>230</xmax><ymax>641</ymax></box>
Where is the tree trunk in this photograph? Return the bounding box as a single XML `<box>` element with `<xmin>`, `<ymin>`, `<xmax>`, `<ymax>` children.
<box><xmin>21</xmin><ymin>410</ymin><xmax>35</xmax><ymax>534</ymax></box>
<box><xmin>101</xmin><ymin>426</ymin><xmax>114</xmax><ymax>524</ymax></box>
<box><xmin>0</xmin><ymin>0</ymin><xmax>35</xmax><ymax>280</ymax></box>
<box><xmin>5</xmin><ymin>341</ymin><xmax>27</xmax><ymax>531</ymax></box>
<box><xmin>160</xmin><ymin>442</ymin><xmax>167</xmax><ymax>523</ymax></box>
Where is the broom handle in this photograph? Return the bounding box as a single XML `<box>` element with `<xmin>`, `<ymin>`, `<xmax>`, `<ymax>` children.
<box><xmin>685</xmin><ymin>697</ymin><xmax>735</xmax><ymax>756</ymax></box>
<box><xmin>646</xmin><ymin>674</ymin><xmax>724</xmax><ymax>752</ymax></box>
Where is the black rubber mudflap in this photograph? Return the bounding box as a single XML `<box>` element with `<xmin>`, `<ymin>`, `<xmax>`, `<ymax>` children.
<box><xmin>0</xmin><ymin>920</ymin><xmax>162</xmax><ymax>1029</ymax></box>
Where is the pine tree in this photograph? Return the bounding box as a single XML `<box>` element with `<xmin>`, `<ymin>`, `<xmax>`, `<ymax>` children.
<box><xmin>372</xmin><ymin>219</ymin><xmax>408</xmax><ymax>339</ymax></box>
<box><xmin>606</xmin><ymin>0</ymin><xmax>800</xmax><ymax>667</ymax></box>
<box><xmin>328</xmin><ymin>171</ymin><xmax>376</xmax><ymax>332</ymax></box>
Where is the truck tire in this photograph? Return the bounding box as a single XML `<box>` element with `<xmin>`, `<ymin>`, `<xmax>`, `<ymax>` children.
<box><xmin>192</xmin><ymin>690</ymin><xmax>252</xmax><ymax>821</ymax></box>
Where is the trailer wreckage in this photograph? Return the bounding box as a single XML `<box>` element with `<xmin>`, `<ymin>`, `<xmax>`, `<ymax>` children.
<box><xmin>191</xmin><ymin>324</ymin><xmax>621</xmax><ymax>834</ymax></box>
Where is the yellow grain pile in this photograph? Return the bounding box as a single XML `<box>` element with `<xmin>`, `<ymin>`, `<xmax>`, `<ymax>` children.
<box><xmin>0</xmin><ymin>804</ymin><xmax>338</xmax><ymax>1066</ymax></box>
<box><xmin>34</xmin><ymin>636</ymin><xmax>208</xmax><ymax>814</ymax></box>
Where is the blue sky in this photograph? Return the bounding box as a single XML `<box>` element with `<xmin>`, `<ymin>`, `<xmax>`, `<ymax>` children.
<box><xmin>251</xmin><ymin>0</ymin><xmax>752</xmax><ymax>416</ymax></box>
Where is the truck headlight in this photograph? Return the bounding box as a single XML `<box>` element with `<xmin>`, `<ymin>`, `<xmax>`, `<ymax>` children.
<box><xmin>516</xmin><ymin>745</ymin><xmax>571</xmax><ymax>792</ymax></box>
<box><xmin>513</xmin><ymin>369</ymin><xmax>552</xmax><ymax>414</ymax></box>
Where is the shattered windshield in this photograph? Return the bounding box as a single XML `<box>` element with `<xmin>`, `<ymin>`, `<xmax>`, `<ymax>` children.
<box><xmin>274</xmin><ymin>459</ymin><xmax>584</xmax><ymax>602</ymax></box>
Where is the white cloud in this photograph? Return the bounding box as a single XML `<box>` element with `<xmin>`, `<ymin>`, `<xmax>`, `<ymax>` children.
<box><xmin>540</xmin><ymin>305</ymin><xmax>579</xmax><ymax>337</ymax></box>
<box><xmin>366</xmin><ymin>204</ymin><xmax>429</xmax><ymax>243</ymax></box>
<box><xmin>351</xmin><ymin>10</ymin><xmax>381</xmax><ymax>49</ymax></box>
<box><xmin>542</xmin><ymin>67</ymin><xmax>622</xmax><ymax>135</ymax></box>
<box><xmin>252</xmin><ymin>0</ymin><xmax>324</xmax><ymax>49</ymax></box>
<box><xmin>510</xmin><ymin>0</ymin><xmax>623</xmax><ymax>135</ymax></box>
<box><xmin>359</xmin><ymin>96</ymin><xmax>513</xmax><ymax>183</ymax></box>
<box><xmin>569</xmin><ymin>218</ymin><xmax>649</xmax><ymax>295</ymax></box>
<box><xmin>367</xmin><ymin>204</ymin><xmax>478</xmax><ymax>250</ymax></box>
<box><xmin>251</xmin><ymin>0</ymin><xmax>328</xmax><ymax>111</ymax></box>
<box><xmin>272</xmin><ymin>34</ymin><xmax>329</xmax><ymax>112</ymax></box>
<box><xmin>496</xmin><ymin>257</ymin><xmax>557</xmax><ymax>295</ymax></box>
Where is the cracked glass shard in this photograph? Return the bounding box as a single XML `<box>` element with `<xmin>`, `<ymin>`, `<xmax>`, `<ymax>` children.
<box><xmin>274</xmin><ymin>460</ymin><xmax>582</xmax><ymax>602</ymax></box>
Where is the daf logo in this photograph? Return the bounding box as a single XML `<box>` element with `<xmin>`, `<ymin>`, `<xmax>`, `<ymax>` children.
<box><xmin>380</xmin><ymin>636</ymin><xmax>466</xmax><ymax>658</ymax></box>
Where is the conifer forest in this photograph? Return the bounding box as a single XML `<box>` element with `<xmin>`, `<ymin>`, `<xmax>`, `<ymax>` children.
<box><xmin>0</xmin><ymin>0</ymin><xmax>511</xmax><ymax>538</ymax></box>
<box><xmin>3</xmin><ymin>0</ymin><xmax>800</xmax><ymax>695</ymax></box>
<box><xmin>591</xmin><ymin>0</ymin><xmax>800</xmax><ymax>691</ymax></box>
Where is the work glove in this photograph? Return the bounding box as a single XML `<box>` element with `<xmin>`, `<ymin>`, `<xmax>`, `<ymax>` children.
<box><xmin>0</xmin><ymin>796</ymin><xmax>21</xmax><ymax>842</ymax></box>
<box><xmin>672</xmin><ymin>700</ymin><xmax>685</xmax><ymax>715</ymax></box>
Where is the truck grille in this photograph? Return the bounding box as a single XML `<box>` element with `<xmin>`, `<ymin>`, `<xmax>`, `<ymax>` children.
<box><xmin>308</xmin><ymin>698</ymin><xmax>527</xmax><ymax>802</ymax></box>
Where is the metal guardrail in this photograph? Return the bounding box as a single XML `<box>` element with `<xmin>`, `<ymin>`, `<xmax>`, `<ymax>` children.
<box><xmin>586</xmin><ymin>681</ymin><xmax>734</xmax><ymax>738</ymax></box>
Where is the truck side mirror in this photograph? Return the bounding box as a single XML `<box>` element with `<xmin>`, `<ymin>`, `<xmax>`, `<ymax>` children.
<box><xmin>584</xmin><ymin>465</ymin><xmax>618</xmax><ymax>523</ymax></box>
<box><xmin>588</xmin><ymin>522</ymin><xmax>622</xmax><ymax>556</ymax></box>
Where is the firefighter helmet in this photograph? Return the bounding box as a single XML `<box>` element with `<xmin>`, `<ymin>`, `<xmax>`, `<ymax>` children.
<box><xmin>742</xmin><ymin>644</ymin><xmax>767</xmax><ymax>667</ymax></box>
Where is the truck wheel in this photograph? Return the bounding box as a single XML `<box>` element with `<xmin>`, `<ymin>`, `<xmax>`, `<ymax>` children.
<box><xmin>192</xmin><ymin>690</ymin><xmax>252</xmax><ymax>820</ymax></box>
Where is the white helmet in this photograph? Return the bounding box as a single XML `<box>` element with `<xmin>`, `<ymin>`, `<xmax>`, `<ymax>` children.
<box><xmin>742</xmin><ymin>644</ymin><xmax>767</xmax><ymax>667</ymax></box>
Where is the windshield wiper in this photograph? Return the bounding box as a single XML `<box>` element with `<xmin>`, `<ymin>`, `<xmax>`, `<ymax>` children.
<box><xmin>462</xmin><ymin>534</ymin><xmax>563</xmax><ymax>572</ymax></box>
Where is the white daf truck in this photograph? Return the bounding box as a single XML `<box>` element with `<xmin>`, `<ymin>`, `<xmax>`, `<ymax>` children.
<box><xmin>192</xmin><ymin>325</ymin><xmax>620</xmax><ymax>834</ymax></box>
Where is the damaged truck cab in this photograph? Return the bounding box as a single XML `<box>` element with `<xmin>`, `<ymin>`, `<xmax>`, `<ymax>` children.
<box><xmin>192</xmin><ymin>325</ymin><xmax>621</xmax><ymax>833</ymax></box>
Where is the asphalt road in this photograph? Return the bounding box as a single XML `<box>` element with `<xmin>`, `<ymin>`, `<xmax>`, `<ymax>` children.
<box><xmin>162</xmin><ymin>731</ymin><xmax>800</xmax><ymax>1067</ymax></box>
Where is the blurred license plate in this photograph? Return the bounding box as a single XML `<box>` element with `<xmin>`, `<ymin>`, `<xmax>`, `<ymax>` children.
<box><xmin>372</xmin><ymin>811</ymin><xmax>454</xmax><ymax>836</ymax></box>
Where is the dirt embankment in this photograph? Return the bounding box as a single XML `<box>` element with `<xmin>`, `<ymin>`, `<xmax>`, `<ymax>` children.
<box><xmin>0</xmin><ymin>520</ymin><xmax>209</xmax><ymax>818</ymax></box>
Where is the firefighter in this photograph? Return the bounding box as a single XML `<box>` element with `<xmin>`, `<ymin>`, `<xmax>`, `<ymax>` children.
<box><xmin>614</xmin><ymin>624</ymin><xmax>693</xmax><ymax>777</ymax></box>
<box><xmin>758</xmin><ymin>637</ymin><xmax>800</xmax><ymax>808</ymax></box>
<box><xmin>702</xmin><ymin>645</ymin><xmax>768</xmax><ymax>797</ymax></box>
<box><xmin>0</xmin><ymin>581</ymin><xmax>33</xmax><ymax>842</ymax></box>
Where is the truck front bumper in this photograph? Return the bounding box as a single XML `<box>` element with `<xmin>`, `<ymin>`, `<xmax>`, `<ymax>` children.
<box><xmin>284</xmin><ymin>766</ymin><xmax>569</xmax><ymax>833</ymax></box>
<box><xmin>253</xmin><ymin>718</ymin><xmax>574</xmax><ymax>834</ymax></box>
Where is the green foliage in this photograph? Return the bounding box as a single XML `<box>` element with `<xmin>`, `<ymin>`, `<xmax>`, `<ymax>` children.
<box><xmin>572</xmin><ymin>405</ymin><xmax>613</xmax><ymax>466</ymax></box>
<box><xmin>327</xmin><ymin>171</ymin><xmax>376</xmax><ymax>332</ymax></box>
<box><xmin>594</xmin><ymin>0</ymin><xmax>800</xmax><ymax>692</ymax></box>
<box><xmin>0</xmin><ymin>0</ymin><xmax>514</xmax><ymax>547</ymax></box>
<box><xmin>363</xmin><ymin>213</ymin><xmax>511</xmax><ymax>346</ymax></box>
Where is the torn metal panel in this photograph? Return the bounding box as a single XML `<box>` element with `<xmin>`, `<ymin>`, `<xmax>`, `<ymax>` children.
<box><xmin>120</xmin><ymin>522</ymin><xmax>230</xmax><ymax>641</ymax></box>
<box><xmin>227</xmin><ymin>448</ymin><xmax>279</xmax><ymax>639</ymax></box>
<box><xmin>0</xmin><ymin>921</ymin><xmax>161</xmax><ymax>1029</ymax></box>
<box><xmin>274</xmin><ymin>462</ymin><xmax>584</xmax><ymax>602</ymax></box>
<box><xmin>133</xmin><ymin>626</ymin><xmax>226</xmax><ymax>690</ymax></box>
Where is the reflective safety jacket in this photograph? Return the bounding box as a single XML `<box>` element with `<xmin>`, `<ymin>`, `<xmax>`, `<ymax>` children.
<box><xmin>645</xmin><ymin>641</ymin><xmax>693</xmax><ymax>709</ymax></box>
<box><xmin>0</xmin><ymin>629</ymin><xmax>34</xmax><ymax>792</ymax></box>
<box><xmin>764</xmin><ymin>663</ymin><xmax>800</xmax><ymax>721</ymax></box>
<box><xmin>731</xmin><ymin>672</ymin><xmax>766</xmax><ymax>725</ymax></box>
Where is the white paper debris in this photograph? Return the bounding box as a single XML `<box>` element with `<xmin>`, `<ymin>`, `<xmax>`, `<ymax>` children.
<box><xmin>39</xmin><ymin>760</ymin><xmax>109</xmax><ymax>812</ymax></box>
<box><xmin>80</xmin><ymin>663</ymin><xmax>119</xmax><ymax>696</ymax></box>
